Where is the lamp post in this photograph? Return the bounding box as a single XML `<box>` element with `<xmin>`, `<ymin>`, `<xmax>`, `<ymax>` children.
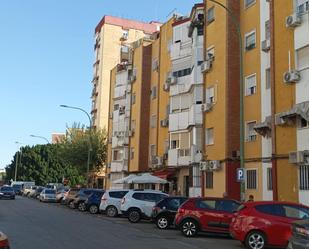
<box><xmin>60</xmin><ymin>105</ymin><xmax>92</xmax><ymax>187</ymax></box>
<box><xmin>14</xmin><ymin>141</ymin><xmax>23</xmax><ymax>182</ymax></box>
<box><xmin>206</xmin><ymin>0</ymin><xmax>245</xmax><ymax>201</ymax></box>
<box><xmin>30</xmin><ymin>134</ymin><xmax>50</xmax><ymax>144</ymax></box>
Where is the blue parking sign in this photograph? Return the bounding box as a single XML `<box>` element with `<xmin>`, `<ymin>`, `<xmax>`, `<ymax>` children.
<box><xmin>236</xmin><ymin>168</ymin><xmax>245</xmax><ymax>182</ymax></box>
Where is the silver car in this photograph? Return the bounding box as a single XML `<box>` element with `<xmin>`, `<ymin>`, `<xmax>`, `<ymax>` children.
<box><xmin>99</xmin><ymin>189</ymin><xmax>129</xmax><ymax>217</ymax></box>
<box><xmin>39</xmin><ymin>189</ymin><xmax>56</xmax><ymax>202</ymax></box>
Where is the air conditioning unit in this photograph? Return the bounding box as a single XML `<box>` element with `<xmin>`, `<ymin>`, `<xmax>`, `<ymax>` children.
<box><xmin>199</xmin><ymin>161</ymin><xmax>207</xmax><ymax>171</ymax></box>
<box><xmin>206</xmin><ymin>53</ymin><xmax>215</xmax><ymax>62</ymax></box>
<box><xmin>167</xmin><ymin>76</ymin><xmax>177</xmax><ymax>85</ymax></box>
<box><xmin>163</xmin><ymin>83</ymin><xmax>170</xmax><ymax>91</ymax></box>
<box><xmin>201</xmin><ymin>103</ymin><xmax>213</xmax><ymax>112</ymax></box>
<box><xmin>201</xmin><ymin>60</ymin><xmax>212</xmax><ymax>73</ymax></box>
<box><xmin>286</xmin><ymin>14</ymin><xmax>302</xmax><ymax>28</ymax></box>
<box><xmin>289</xmin><ymin>151</ymin><xmax>305</xmax><ymax>164</ymax></box>
<box><xmin>207</xmin><ymin>160</ymin><xmax>221</xmax><ymax>171</ymax></box>
<box><xmin>283</xmin><ymin>70</ymin><xmax>301</xmax><ymax>83</ymax></box>
<box><xmin>261</xmin><ymin>39</ymin><xmax>271</xmax><ymax>52</ymax></box>
<box><xmin>160</xmin><ymin>119</ymin><xmax>169</xmax><ymax>127</ymax></box>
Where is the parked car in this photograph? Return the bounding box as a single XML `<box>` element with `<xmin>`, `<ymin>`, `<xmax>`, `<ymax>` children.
<box><xmin>62</xmin><ymin>188</ymin><xmax>80</xmax><ymax>205</ymax></box>
<box><xmin>30</xmin><ymin>186</ymin><xmax>44</xmax><ymax>199</ymax></box>
<box><xmin>11</xmin><ymin>184</ymin><xmax>23</xmax><ymax>195</ymax></box>
<box><xmin>55</xmin><ymin>188</ymin><xmax>69</xmax><ymax>203</ymax></box>
<box><xmin>0</xmin><ymin>231</ymin><xmax>10</xmax><ymax>249</ymax></box>
<box><xmin>39</xmin><ymin>189</ymin><xmax>56</xmax><ymax>202</ymax></box>
<box><xmin>152</xmin><ymin>196</ymin><xmax>188</xmax><ymax>229</ymax></box>
<box><xmin>23</xmin><ymin>186</ymin><xmax>37</xmax><ymax>197</ymax></box>
<box><xmin>84</xmin><ymin>190</ymin><xmax>105</xmax><ymax>214</ymax></box>
<box><xmin>120</xmin><ymin>189</ymin><xmax>169</xmax><ymax>223</ymax></box>
<box><xmin>100</xmin><ymin>189</ymin><xmax>130</xmax><ymax>217</ymax></box>
<box><xmin>175</xmin><ymin>197</ymin><xmax>240</xmax><ymax>237</ymax></box>
<box><xmin>288</xmin><ymin>219</ymin><xmax>309</xmax><ymax>249</ymax></box>
<box><xmin>0</xmin><ymin>186</ymin><xmax>15</xmax><ymax>200</ymax></box>
<box><xmin>70</xmin><ymin>189</ymin><xmax>103</xmax><ymax>211</ymax></box>
<box><xmin>230</xmin><ymin>201</ymin><xmax>309</xmax><ymax>249</ymax></box>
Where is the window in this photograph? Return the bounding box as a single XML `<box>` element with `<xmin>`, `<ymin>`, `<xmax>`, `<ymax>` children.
<box><xmin>122</xmin><ymin>29</ymin><xmax>129</xmax><ymax>40</ymax></box>
<box><xmin>255</xmin><ymin>204</ymin><xmax>284</xmax><ymax>216</ymax></box>
<box><xmin>300</xmin><ymin>165</ymin><xmax>309</xmax><ymax>190</ymax></box>
<box><xmin>197</xmin><ymin>25</ymin><xmax>204</xmax><ymax>36</ymax></box>
<box><xmin>171</xmin><ymin>139</ymin><xmax>179</xmax><ymax>149</ymax></box>
<box><xmin>205</xmin><ymin>171</ymin><xmax>214</xmax><ymax>189</ymax></box>
<box><xmin>150</xmin><ymin>144</ymin><xmax>156</xmax><ymax>157</ymax></box>
<box><xmin>172</xmin><ymin>68</ymin><xmax>192</xmax><ymax>78</ymax></box>
<box><xmin>166</xmin><ymin>198</ymin><xmax>186</xmax><ymax>211</ymax></box>
<box><xmin>299</xmin><ymin>118</ymin><xmax>309</xmax><ymax>128</ymax></box>
<box><xmin>109</xmin><ymin>191</ymin><xmax>128</xmax><ymax>199</ymax></box>
<box><xmin>298</xmin><ymin>1</ymin><xmax>309</xmax><ymax>14</ymax></box>
<box><xmin>178</xmin><ymin>149</ymin><xmax>190</xmax><ymax>157</ymax></box>
<box><xmin>130</xmin><ymin>148</ymin><xmax>134</xmax><ymax>160</ymax></box>
<box><xmin>151</xmin><ymin>86</ymin><xmax>157</xmax><ymax>99</ymax></box>
<box><xmin>246</xmin><ymin>121</ymin><xmax>257</xmax><ymax>142</ymax></box>
<box><xmin>245</xmin><ymin>31</ymin><xmax>256</xmax><ymax>51</ymax></box>
<box><xmin>206</xmin><ymin>128</ymin><xmax>214</xmax><ymax>145</ymax></box>
<box><xmin>132</xmin><ymin>93</ymin><xmax>136</xmax><ymax>104</ymax></box>
<box><xmin>265</xmin><ymin>68</ymin><xmax>271</xmax><ymax>90</ymax></box>
<box><xmin>246</xmin><ymin>169</ymin><xmax>257</xmax><ymax>189</ymax></box>
<box><xmin>207</xmin><ymin>7</ymin><xmax>215</xmax><ymax>24</ymax></box>
<box><xmin>152</xmin><ymin>58</ymin><xmax>159</xmax><ymax>71</ymax></box>
<box><xmin>283</xmin><ymin>205</ymin><xmax>309</xmax><ymax>219</ymax></box>
<box><xmin>150</xmin><ymin>114</ymin><xmax>157</xmax><ymax>128</ymax></box>
<box><xmin>265</xmin><ymin>20</ymin><xmax>270</xmax><ymax>40</ymax></box>
<box><xmin>114</xmin><ymin>104</ymin><xmax>119</xmax><ymax>111</ymax></box>
<box><xmin>216</xmin><ymin>200</ymin><xmax>240</xmax><ymax>213</ymax></box>
<box><xmin>267</xmin><ymin>168</ymin><xmax>273</xmax><ymax>190</ymax></box>
<box><xmin>113</xmin><ymin>150</ymin><xmax>123</xmax><ymax>161</ymax></box>
<box><xmin>206</xmin><ymin>86</ymin><xmax>215</xmax><ymax>104</ymax></box>
<box><xmin>245</xmin><ymin>74</ymin><xmax>257</xmax><ymax>96</ymax></box>
<box><xmin>245</xmin><ymin>0</ymin><xmax>256</xmax><ymax>8</ymax></box>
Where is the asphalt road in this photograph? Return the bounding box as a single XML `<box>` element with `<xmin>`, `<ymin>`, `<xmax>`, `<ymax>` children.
<box><xmin>0</xmin><ymin>196</ymin><xmax>242</xmax><ymax>249</ymax></box>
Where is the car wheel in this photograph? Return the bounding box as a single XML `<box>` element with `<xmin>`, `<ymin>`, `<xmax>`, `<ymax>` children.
<box><xmin>245</xmin><ymin>231</ymin><xmax>266</xmax><ymax>249</ymax></box>
<box><xmin>69</xmin><ymin>201</ymin><xmax>75</xmax><ymax>209</ymax></box>
<box><xmin>89</xmin><ymin>205</ymin><xmax>99</xmax><ymax>214</ymax></box>
<box><xmin>106</xmin><ymin>206</ymin><xmax>118</xmax><ymax>217</ymax></box>
<box><xmin>181</xmin><ymin>219</ymin><xmax>199</xmax><ymax>237</ymax></box>
<box><xmin>128</xmin><ymin>209</ymin><xmax>141</xmax><ymax>223</ymax></box>
<box><xmin>156</xmin><ymin>215</ymin><xmax>170</xmax><ymax>229</ymax></box>
<box><xmin>78</xmin><ymin>202</ymin><xmax>86</xmax><ymax>212</ymax></box>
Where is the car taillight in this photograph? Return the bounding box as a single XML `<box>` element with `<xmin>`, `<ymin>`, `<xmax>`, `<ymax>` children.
<box><xmin>121</xmin><ymin>197</ymin><xmax>125</xmax><ymax>204</ymax></box>
<box><xmin>0</xmin><ymin>238</ymin><xmax>9</xmax><ymax>247</ymax></box>
<box><xmin>101</xmin><ymin>193</ymin><xmax>107</xmax><ymax>201</ymax></box>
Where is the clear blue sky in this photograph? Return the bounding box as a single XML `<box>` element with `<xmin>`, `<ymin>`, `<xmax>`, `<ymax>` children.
<box><xmin>0</xmin><ymin>0</ymin><xmax>199</xmax><ymax>169</ymax></box>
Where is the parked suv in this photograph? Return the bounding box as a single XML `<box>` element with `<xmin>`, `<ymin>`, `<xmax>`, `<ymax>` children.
<box><xmin>100</xmin><ymin>189</ymin><xmax>130</xmax><ymax>217</ymax></box>
<box><xmin>120</xmin><ymin>190</ymin><xmax>168</xmax><ymax>223</ymax></box>
<box><xmin>175</xmin><ymin>197</ymin><xmax>240</xmax><ymax>237</ymax></box>
<box><xmin>152</xmin><ymin>197</ymin><xmax>188</xmax><ymax>229</ymax></box>
<box><xmin>230</xmin><ymin>201</ymin><xmax>309</xmax><ymax>249</ymax></box>
<box><xmin>70</xmin><ymin>189</ymin><xmax>103</xmax><ymax>211</ymax></box>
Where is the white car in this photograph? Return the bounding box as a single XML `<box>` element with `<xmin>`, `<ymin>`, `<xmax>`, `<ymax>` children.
<box><xmin>39</xmin><ymin>189</ymin><xmax>56</xmax><ymax>202</ymax></box>
<box><xmin>99</xmin><ymin>189</ymin><xmax>130</xmax><ymax>217</ymax></box>
<box><xmin>23</xmin><ymin>185</ymin><xmax>37</xmax><ymax>196</ymax></box>
<box><xmin>55</xmin><ymin>188</ymin><xmax>69</xmax><ymax>202</ymax></box>
<box><xmin>120</xmin><ymin>190</ymin><xmax>168</xmax><ymax>223</ymax></box>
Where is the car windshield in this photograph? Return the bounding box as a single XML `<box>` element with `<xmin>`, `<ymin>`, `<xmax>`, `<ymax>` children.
<box><xmin>45</xmin><ymin>190</ymin><xmax>56</xmax><ymax>194</ymax></box>
<box><xmin>12</xmin><ymin>185</ymin><xmax>22</xmax><ymax>189</ymax></box>
<box><xmin>1</xmin><ymin>187</ymin><xmax>13</xmax><ymax>191</ymax></box>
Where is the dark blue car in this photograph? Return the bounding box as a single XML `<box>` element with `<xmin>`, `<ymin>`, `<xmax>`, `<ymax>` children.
<box><xmin>84</xmin><ymin>190</ymin><xmax>105</xmax><ymax>214</ymax></box>
<box><xmin>0</xmin><ymin>186</ymin><xmax>15</xmax><ymax>199</ymax></box>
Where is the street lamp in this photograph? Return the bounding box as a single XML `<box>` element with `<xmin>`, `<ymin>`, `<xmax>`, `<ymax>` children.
<box><xmin>60</xmin><ymin>104</ymin><xmax>92</xmax><ymax>187</ymax></box>
<box><xmin>14</xmin><ymin>141</ymin><xmax>23</xmax><ymax>182</ymax></box>
<box><xmin>30</xmin><ymin>134</ymin><xmax>50</xmax><ymax>144</ymax></box>
<box><xmin>205</xmin><ymin>0</ymin><xmax>245</xmax><ymax>201</ymax></box>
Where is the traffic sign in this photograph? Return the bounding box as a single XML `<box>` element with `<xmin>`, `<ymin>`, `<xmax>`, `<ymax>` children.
<box><xmin>236</xmin><ymin>168</ymin><xmax>245</xmax><ymax>182</ymax></box>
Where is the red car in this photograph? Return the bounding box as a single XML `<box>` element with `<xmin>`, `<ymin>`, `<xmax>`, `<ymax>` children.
<box><xmin>0</xmin><ymin>231</ymin><xmax>9</xmax><ymax>249</ymax></box>
<box><xmin>175</xmin><ymin>197</ymin><xmax>241</xmax><ymax>237</ymax></box>
<box><xmin>230</xmin><ymin>201</ymin><xmax>309</xmax><ymax>249</ymax></box>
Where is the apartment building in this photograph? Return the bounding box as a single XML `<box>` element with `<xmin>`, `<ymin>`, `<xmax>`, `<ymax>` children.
<box><xmin>167</xmin><ymin>4</ymin><xmax>204</xmax><ymax>197</ymax></box>
<box><xmin>106</xmin><ymin>38</ymin><xmax>153</xmax><ymax>189</ymax></box>
<box><xmin>91</xmin><ymin>16</ymin><xmax>159</xmax><ymax>130</ymax></box>
<box><xmin>200</xmin><ymin>0</ymin><xmax>309</xmax><ymax>204</ymax></box>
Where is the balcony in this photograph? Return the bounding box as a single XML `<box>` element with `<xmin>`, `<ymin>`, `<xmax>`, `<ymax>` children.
<box><xmin>112</xmin><ymin>135</ymin><xmax>129</xmax><ymax>148</ymax></box>
<box><xmin>168</xmin><ymin>145</ymin><xmax>202</xmax><ymax>166</ymax></box>
<box><xmin>111</xmin><ymin>160</ymin><xmax>128</xmax><ymax>173</ymax></box>
<box><xmin>170</xmin><ymin>40</ymin><xmax>192</xmax><ymax>60</ymax></box>
<box><xmin>120</xmin><ymin>46</ymin><xmax>132</xmax><ymax>64</ymax></box>
<box><xmin>114</xmin><ymin>85</ymin><xmax>127</xmax><ymax>99</ymax></box>
<box><xmin>169</xmin><ymin>104</ymin><xmax>203</xmax><ymax>132</ymax></box>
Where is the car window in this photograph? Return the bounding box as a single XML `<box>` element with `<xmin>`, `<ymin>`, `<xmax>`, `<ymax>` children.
<box><xmin>196</xmin><ymin>199</ymin><xmax>216</xmax><ymax>210</ymax></box>
<box><xmin>167</xmin><ymin>198</ymin><xmax>183</xmax><ymax>210</ymax></box>
<box><xmin>216</xmin><ymin>200</ymin><xmax>240</xmax><ymax>213</ymax></box>
<box><xmin>155</xmin><ymin>194</ymin><xmax>167</xmax><ymax>202</ymax></box>
<box><xmin>45</xmin><ymin>190</ymin><xmax>55</xmax><ymax>194</ymax></box>
<box><xmin>145</xmin><ymin>193</ymin><xmax>157</xmax><ymax>202</ymax></box>
<box><xmin>109</xmin><ymin>191</ymin><xmax>128</xmax><ymax>199</ymax></box>
<box><xmin>132</xmin><ymin>192</ymin><xmax>145</xmax><ymax>201</ymax></box>
<box><xmin>255</xmin><ymin>204</ymin><xmax>286</xmax><ymax>217</ymax></box>
<box><xmin>283</xmin><ymin>205</ymin><xmax>309</xmax><ymax>219</ymax></box>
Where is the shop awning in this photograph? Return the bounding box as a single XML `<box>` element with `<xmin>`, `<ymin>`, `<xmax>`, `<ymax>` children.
<box><xmin>113</xmin><ymin>174</ymin><xmax>136</xmax><ymax>184</ymax></box>
<box><xmin>127</xmin><ymin>173</ymin><xmax>168</xmax><ymax>184</ymax></box>
<box><xmin>152</xmin><ymin>169</ymin><xmax>176</xmax><ymax>180</ymax></box>
<box><xmin>277</xmin><ymin>101</ymin><xmax>309</xmax><ymax>124</ymax></box>
<box><xmin>254</xmin><ymin>116</ymin><xmax>271</xmax><ymax>137</ymax></box>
